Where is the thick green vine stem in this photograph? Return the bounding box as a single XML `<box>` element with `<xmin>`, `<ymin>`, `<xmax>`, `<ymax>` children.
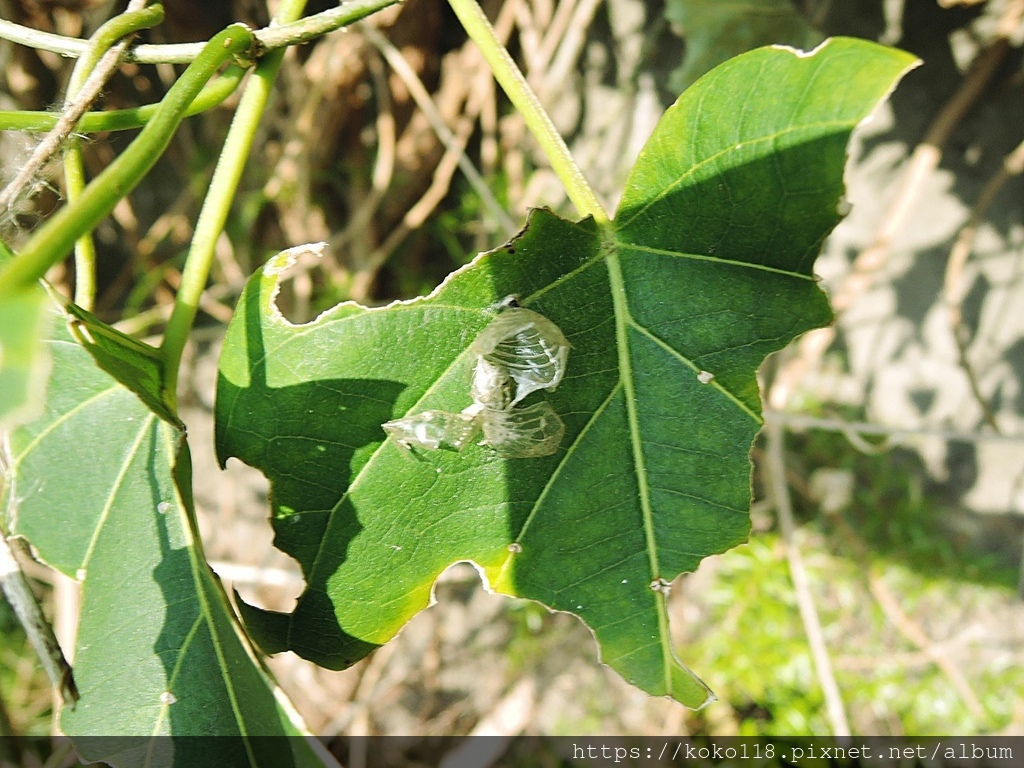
<box><xmin>0</xmin><ymin>67</ymin><xmax>246</xmax><ymax>133</ymax></box>
<box><xmin>0</xmin><ymin>0</ymin><xmax>398</xmax><ymax>65</ymax></box>
<box><xmin>0</xmin><ymin>5</ymin><xmax>164</xmax><ymax>218</ymax></box>
<box><xmin>0</xmin><ymin>24</ymin><xmax>256</xmax><ymax>298</ymax></box>
<box><xmin>447</xmin><ymin>0</ymin><xmax>607</xmax><ymax>223</ymax></box>
<box><xmin>65</xmin><ymin>4</ymin><xmax>165</xmax><ymax>310</ymax></box>
<box><xmin>160</xmin><ymin>0</ymin><xmax>309</xmax><ymax>409</ymax></box>
<box><xmin>65</xmin><ymin>145</ymin><xmax>94</xmax><ymax>309</ymax></box>
<box><xmin>65</xmin><ymin>5</ymin><xmax>164</xmax><ymax>97</ymax></box>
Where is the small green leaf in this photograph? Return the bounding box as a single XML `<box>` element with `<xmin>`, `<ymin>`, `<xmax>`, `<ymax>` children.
<box><xmin>3</xmin><ymin>315</ymin><xmax>323</xmax><ymax>765</ymax></box>
<box><xmin>666</xmin><ymin>0</ymin><xmax>824</xmax><ymax>90</ymax></box>
<box><xmin>215</xmin><ymin>39</ymin><xmax>917</xmax><ymax>707</ymax></box>
<box><xmin>0</xmin><ymin>285</ymin><xmax>52</xmax><ymax>430</ymax></box>
<box><xmin>63</xmin><ymin>301</ymin><xmax>176</xmax><ymax>424</ymax></box>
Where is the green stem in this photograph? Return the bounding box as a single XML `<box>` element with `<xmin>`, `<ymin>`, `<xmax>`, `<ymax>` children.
<box><xmin>447</xmin><ymin>0</ymin><xmax>607</xmax><ymax>222</ymax></box>
<box><xmin>65</xmin><ymin>5</ymin><xmax>162</xmax><ymax>310</ymax></box>
<box><xmin>0</xmin><ymin>25</ymin><xmax>255</xmax><ymax>297</ymax></box>
<box><xmin>65</xmin><ymin>5</ymin><xmax>163</xmax><ymax>96</ymax></box>
<box><xmin>256</xmin><ymin>0</ymin><xmax>396</xmax><ymax>51</ymax></box>
<box><xmin>160</xmin><ymin>0</ymin><xmax>309</xmax><ymax>409</ymax></box>
<box><xmin>0</xmin><ymin>67</ymin><xmax>246</xmax><ymax>133</ymax></box>
<box><xmin>0</xmin><ymin>5</ymin><xmax>162</xmax><ymax>217</ymax></box>
<box><xmin>66</xmin><ymin>143</ymin><xmax>96</xmax><ymax>309</ymax></box>
<box><xmin>0</xmin><ymin>0</ymin><xmax>397</xmax><ymax>65</ymax></box>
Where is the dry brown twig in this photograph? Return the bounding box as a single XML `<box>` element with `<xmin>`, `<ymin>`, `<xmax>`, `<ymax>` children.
<box><xmin>259</xmin><ymin>37</ymin><xmax>345</xmax><ymax>320</ymax></box>
<box><xmin>477</xmin><ymin>53</ymin><xmax>500</xmax><ymax>255</ymax></box>
<box><xmin>527</xmin><ymin>0</ymin><xmax>578</xmax><ymax>85</ymax></box>
<box><xmin>348</xmin><ymin>6</ymin><xmax>519</xmax><ymax>302</ymax></box>
<box><xmin>769</xmin><ymin>0</ymin><xmax>1024</xmax><ymax>411</ymax></box>
<box><xmin>835</xmin><ymin>622</ymin><xmax>986</xmax><ymax>670</ymax></box>
<box><xmin>867</xmin><ymin>570</ymin><xmax>986</xmax><ymax>720</ymax></box>
<box><xmin>348</xmin><ymin>57</ymin><xmax>486</xmax><ymax>301</ymax></box>
<box><xmin>361</xmin><ymin>22</ymin><xmax>515</xmax><ymax>232</ymax></box>
<box><xmin>502</xmin><ymin>0</ymin><xmax>603</xmax><ymax>215</ymax></box>
<box><xmin>512</xmin><ymin>0</ymin><xmax>544</xmax><ymax>74</ymax></box>
<box><xmin>535</xmin><ymin>0</ymin><xmax>604</xmax><ymax>101</ymax></box>
<box><xmin>767</xmin><ymin>408</ymin><xmax>1024</xmax><ymax>447</ymax></box>
<box><xmin>765</xmin><ymin>419</ymin><xmax>851</xmax><ymax>738</ymax></box>
<box><xmin>325</xmin><ymin>46</ymin><xmax>397</xmax><ymax>273</ymax></box>
<box><xmin>943</xmin><ymin>137</ymin><xmax>1024</xmax><ymax>433</ymax></box>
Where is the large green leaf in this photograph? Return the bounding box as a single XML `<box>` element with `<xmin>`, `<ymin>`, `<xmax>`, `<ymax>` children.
<box><xmin>216</xmin><ymin>38</ymin><xmax>917</xmax><ymax>706</ymax></box>
<box><xmin>2</xmin><ymin>310</ymin><xmax>327</xmax><ymax>766</ymax></box>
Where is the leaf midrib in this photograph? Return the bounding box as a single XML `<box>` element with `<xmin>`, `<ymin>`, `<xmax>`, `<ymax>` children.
<box><xmin>603</xmin><ymin>230</ymin><xmax>675</xmax><ymax>696</ymax></box>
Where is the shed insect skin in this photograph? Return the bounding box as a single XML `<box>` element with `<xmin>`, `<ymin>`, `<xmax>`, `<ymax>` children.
<box><xmin>470</xmin><ymin>357</ymin><xmax>512</xmax><ymax>411</ymax></box>
<box><xmin>382</xmin><ymin>410</ymin><xmax>480</xmax><ymax>455</ymax></box>
<box><xmin>381</xmin><ymin>304</ymin><xmax>569</xmax><ymax>459</ymax></box>
<box><xmin>480</xmin><ymin>401</ymin><xmax>565</xmax><ymax>458</ymax></box>
<box><xmin>470</xmin><ymin>308</ymin><xmax>569</xmax><ymax>406</ymax></box>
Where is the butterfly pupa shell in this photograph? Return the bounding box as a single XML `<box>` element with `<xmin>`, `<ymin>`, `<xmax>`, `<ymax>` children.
<box><xmin>480</xmin><ymin>401</ymin><xmax>565</xmax><ymax>458</ymax></box>
<box><xmin>470</xmin><ymin>308</ymin><xmax>569</xmax><ymax>406</ymax></box>
<box><xmin>382</xmin><ymin>409</ymin><xmax>480</xmax><ymax>453</ymax></box>
<box><xmin>470</xmin><ymin>357</ymin><xmax>512</xmax><ymax>411</ymax></box>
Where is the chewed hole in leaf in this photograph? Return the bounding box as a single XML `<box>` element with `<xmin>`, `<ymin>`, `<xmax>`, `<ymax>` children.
<box><xmin>264</xmin><ymin>242</ymin><xmax>328</xmax><ymax>325</ymax></box>
<box><xmin>470</xmin><ymin>308</ymin><xmax>569</xmax><ymax>406</ymax></box>
<box><xmin>212</xmin><ymin>458</ymin><xmax>305</xmax><ymax>611</ymax></box>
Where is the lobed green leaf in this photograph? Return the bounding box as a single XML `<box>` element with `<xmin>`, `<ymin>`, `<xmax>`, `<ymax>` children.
<box><xmin>215</xmin><ymin>38</ymin><xmax>918</xmax><ymax>706</ymax></box>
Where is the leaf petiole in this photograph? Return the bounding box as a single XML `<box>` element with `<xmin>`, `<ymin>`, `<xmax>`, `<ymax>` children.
<box><xmin>446</xmin><ymin>0</ymin><xmax>608</xmax><ymax>223</ymax></box>
<box><xmin>160</xmin><ymin>0</ymin><xmax>310</xmax><ymax>409</ymax></box>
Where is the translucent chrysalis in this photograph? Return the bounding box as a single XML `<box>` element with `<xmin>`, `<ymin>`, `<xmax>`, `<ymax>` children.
<box><xmin>480</xmin><ymin>401</ymin><xmax>564</xmax><ymax>458</ymax></box>
<box><xmin>382</xmin><ymin>403</ymin><xmax>563</xmax><ymax>459</ymax></box>
<box><xmin>382</xmin><ymin>410</ymin><xmax>480</xmax><ymax>453</ymax></box>
<box><xmin>470</xmin><ymin>308</ymin><xmax>569</xmax><ymax>406</ymax></box>
<box><xmin>381</xmin><ymin>305</ymin><xmax>568</xmax><ymax>459</ymax></box>
<box><xmin>470</xmin><ymin>357</ymin><xmax>512</xmax><ymax>411</ymax></box>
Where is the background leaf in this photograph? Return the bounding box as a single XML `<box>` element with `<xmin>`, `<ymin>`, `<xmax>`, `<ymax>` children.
<box><xmin>665</xmin><ymin>0</ymin><xmax>824</xmax><ymax>90</ymax></box>
<box><xmin>0</xmin><ymin>285</ymin><xmax>52</xmax><ymax>430</ymax></box>
<box><xmin>215</xmin><ymin>39</ymin><xmax>917</xmax><ymax>707</ymax></box>
<box><xmin>2</xmin><ymin>311</ymin><xmax>327</xmax><ymax>766</ymax></box>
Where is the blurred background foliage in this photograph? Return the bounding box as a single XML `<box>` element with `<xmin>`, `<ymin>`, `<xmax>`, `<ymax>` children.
<box><xmin>1</xmin><ymin>0</ymin><xmax>1023</xmax><ymax>754</ymax></box>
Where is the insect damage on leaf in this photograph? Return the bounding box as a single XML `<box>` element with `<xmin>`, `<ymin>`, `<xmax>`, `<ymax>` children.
<box><xmin>381</xmin><ymin>305</ymin><xmax>569</xmax><ymax>458</ymax></box>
